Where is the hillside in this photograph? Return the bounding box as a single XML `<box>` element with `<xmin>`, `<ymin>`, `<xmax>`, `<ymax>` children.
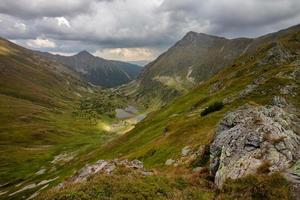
<box><xmin>39</xmin><ymin>51</ymin><xmax>142</xmax><ymax>88</ymax></box>
<box><xmin>136</xmin><ymin>32</ymin><xmax>253</xmax><ymax>103</ymax></box>
<box><xmin>136</xmin><ymin>24</ymin><xmax>300</xmax><ymax>106</ymax></box>
<box><xmin>40</xmin><ymin>25</ymin><xmax>300</xmax><ymax>199</ymax></box>
<box><xmin>0</xmin><ymin>38</ymin><xmax>140</xmax><ymax>200</ymax></box>
<box><xmin>89</xmin><ymin>24</ymin><xmax>300</xmax><ymax>167</ymax></box>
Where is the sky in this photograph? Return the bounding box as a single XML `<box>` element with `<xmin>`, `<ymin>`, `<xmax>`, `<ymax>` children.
<box><xmin>1</xmin><ymin>0</ymin><xmax>300</xmax><ymax>64</ymax></box>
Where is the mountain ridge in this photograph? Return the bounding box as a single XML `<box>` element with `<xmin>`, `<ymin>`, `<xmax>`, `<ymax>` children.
<box><xmin>38</xmin><ymin>50</ymin><xmax>142</xmax><ymax>88</ymax></box>
<box><xmin>135</xmin><ymin>24</ymin><xmax>300</xmax><ymax>105</ymax></box>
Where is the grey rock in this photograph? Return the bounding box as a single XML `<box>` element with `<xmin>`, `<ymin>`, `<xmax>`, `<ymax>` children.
<box><xmin>238</xmin><ymin>84</ymin><xmax>257</xmax><ymax>98</ymax></box>
<box><xmin>68</xmin><ymin>159</ymin><xmax>147</xmax><ymax>184</ymax></box>
<box><xmin>165</xmin><ymin>159</ymin><xmax>175</xmax><ymax>166</ymax></box>
<box><xmin>210</xmin><ymin>104</ymin><xmax>300</xmax><ymax>188</ymax></box>
<box><xmin>181</xmin><ymin>146</ymin><xmax>191</xmax><ymax>157</ymax></box>
<box><xmin>272</xmin><ymin>96</ymin><xmax>287</xmax><ymax>108</ymax></box>
<box><xmin>280</xmin><ymin>84</ymin><xmax>297</xmax><ymax>96</ymax></box>
<box><xmin>193</xmin><ymin>167</ymin><xmax>203</xmax><ymax>173</ymax></box>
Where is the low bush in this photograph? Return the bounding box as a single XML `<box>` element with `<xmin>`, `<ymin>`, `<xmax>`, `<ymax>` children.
<box><xmin>200</xmin><ymin>101</ymin><xmax>224</xmax><ymax>116</ymax></box>
<box><xmin>218</xmin><ymin>173</ymin><xmax>291</xmax><ymax>200</ymax></box>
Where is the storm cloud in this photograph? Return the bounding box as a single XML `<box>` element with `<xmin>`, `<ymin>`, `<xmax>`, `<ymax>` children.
<box><xmin>1</xmin><ymin>0</ymin><xmax>300</xmax><ymax>62</ymax></box>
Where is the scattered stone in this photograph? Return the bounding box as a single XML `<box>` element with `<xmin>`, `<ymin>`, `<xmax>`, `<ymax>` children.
<box><xmin>210</xmin><ymin>81</ymin><xmax>223</xmax><ymax>93</ymax></box>
<box><xmin>193</xmin><ymin>167</ymin><xmax>204</xmax><ymax>173</ymax></box>
<box><xmin>141</xmin><ymin>171</ymin><xmax>154</xmax><ymax>176</ymax></box>
<box><xmin>51</xmin><ymin>152</ymin><xmax>76</xmax><ymax>165</ymax></box>
<box><xmin>238</xmin><ymin>84</ymin><xmax>257</xmax><ymax>98</ymax></box>
<box><xmin>253</xmin><ymin>77</ymin><xmax>266</xmax><ymax>85</ymax></box>
<box><xmin>27</xmin><ymin>184</ymin><xmax>49</xmax><ymax>200</ymax></box>
<box><xmin>163</xmin><ymin>127</ymin><xmax>169</xmax><ymax>136</ymax></box>
<box><xmin>65</xmin><ymin>159</ymin><xmax>149</xmax><ymax>186</ymax></box>
<box><xmin>165</xmin><ymin>159</ymin><xmax>175</xmax><ymax>166</ymax></box>
<box><xmin>272</xmin><ymin>96</ymin><xmax>287</xmax><ymax>108</ymax></box>
<box><xmin>9</xmin><ymin>184</ymin><xmax>37</xmax><ymax>196</ymax></box>
<box><xmin>15</xmin><ymin>182</ymin><xmax>24</xmax><ymax>187</ymax></box>
<box><xmin>181</xmin><ymin>146</ymin><xmax>191</xmax><ymax>157</ymax></box>
<box><xmin>35</xmin><ymin>168</ymin><xmax>46</xmax><ymax>175</ymax></box>
<box><xmin>210</xmin><ymin>104</ymin><xmax>300</xmax><ymax>188</ymax></box>
<box><xmin>0</xmin><ymin>191</ymin><xmax>7</xmax><ymax>196</ymax></box>
<box><xmin>0</xmin><ymin>183</ymin><xmax>9</xmax><ymax>188</ymax></box>
<box><xmin>280</xmin><ymin>84</ymin><xmax>297</xmax><ymax>96</ymax></box>
<box><xmin>37</xmin><ymin>177</ymin><xmax>58</xmax><ymax>186</ymax></box>
<box><xmin>223</xmin><ymin>96</ymin><xmax>236</xmax><ymax>104</ymax></box>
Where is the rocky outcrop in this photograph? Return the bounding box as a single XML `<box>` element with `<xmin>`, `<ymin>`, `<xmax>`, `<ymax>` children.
<box><xmin>210</xmin><ymin>104</ymin><xmax>300</xmax><ymax>187</ymax></box>
<box><xmin>165</xmin><ymin>145</ymin><xmax>209</xmax><ymax>171</ymax></box>
<box><xmin>58</xmin><ymin>159</ymin><xmax>151</xmax><ymax>188</ymax></box>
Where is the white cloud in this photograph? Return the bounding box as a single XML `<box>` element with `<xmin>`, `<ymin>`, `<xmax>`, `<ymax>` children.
<box><xmin>56</xmin><ymin>17</ymin><xmax>70</xmax><ymax>27</ymax></box>
<box><xmin>95</xmin><ymin>47</ymin><xmax>158</xmax><ymax>61</ymax></box>
<box><xmin>49</xmin><ymin>51</ymin><xmax>76</xmax><ymax>56</ymax></box>
<box><xmin>14</xmin><ymin>22</ymin><xmax>26</xmax><ymax>32</ymax></box>
<box><xmin>27</xmin><ymin>38</ymin><xmax>56</xmax><ymax>48</ymax></box>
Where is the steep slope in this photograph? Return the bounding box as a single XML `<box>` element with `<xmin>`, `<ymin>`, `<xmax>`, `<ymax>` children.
<box><xmin>0</xmin><ymin>38</ymin><xmax>132</xmax><ymax>200</ymax></box>
<box><xmin>100</xmin><ymin>23</ymin><xmax>300</xmax><ymax>167</ymax></box>
<box><xmin>39</xmin><ymin>51</ymin><xmax>142</xmax><ymax>88</ymax></box>
<box><xmin>136</xmin><ymin>32</ymin><xmax>253</xmax><ymax>103</ymax></box>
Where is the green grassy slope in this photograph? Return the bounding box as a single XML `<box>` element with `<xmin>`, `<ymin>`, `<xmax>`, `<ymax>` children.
<box><xmin>91</xmin><ymin>24</ymin><xmax>300</xmax><ymax>168</ymax></box>
<box><xmin>0</xmin><ymin>38</ymin><xmax>130</xmax><ymax>199</ymax></box>
<box><xmin>135</xmin><ymin>31</ymin><xmax>253</xmax><ymax>105</ymax></box>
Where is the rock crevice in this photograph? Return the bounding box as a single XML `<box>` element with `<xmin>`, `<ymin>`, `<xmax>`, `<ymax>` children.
<box><xmin>210</xmin><ymin>104</ymin><xmax>300</xmax><ymax>187</ymax></box>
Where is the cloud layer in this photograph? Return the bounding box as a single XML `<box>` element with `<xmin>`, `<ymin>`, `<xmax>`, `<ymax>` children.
<box><xmin>1</xmin><ymin>0</ymin><xmax>300</xmax><ymax>62</ymax></box>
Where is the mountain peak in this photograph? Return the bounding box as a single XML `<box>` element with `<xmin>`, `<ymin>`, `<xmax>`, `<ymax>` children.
<box><xmin>76</xmin><ymin>50</ymin><xmax>94</xmax><ymax>58</ymax></box>
<box><xmin>183</xmin><ymin>31</ymin><xmax>225</xmax><ymax>41</ymax></box>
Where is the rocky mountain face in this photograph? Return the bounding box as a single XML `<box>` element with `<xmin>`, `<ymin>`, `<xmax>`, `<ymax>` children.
<box><xmin>39</xmin><ymin>51</ymin><xmax>142</xmax><ymax>88</ymax></box>
<box><xmin>211</xmin><ymin>104</ymin><xmax>300</xmax><ymax>188</ymax></box>
<box><xmin>135</xmin><ymin>24</ymin><xmax>300</xmax><ymax>106</ymax></box>
<box><xmin>136</xmin><ymin>31</ymin><xmax>253</xmax><ymax>103</ymax></box>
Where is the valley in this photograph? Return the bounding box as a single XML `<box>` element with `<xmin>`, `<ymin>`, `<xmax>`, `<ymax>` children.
<box><xmin>0</xmin><ymin>38</ymin><xmax>147</xmax><ymax>199</ymax></box>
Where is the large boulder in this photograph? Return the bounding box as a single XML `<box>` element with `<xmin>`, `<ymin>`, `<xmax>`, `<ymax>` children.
<box><xmin>210</xmin><ymin>104</ymin><xmax>300</xmax><ymax>187</ymax></box>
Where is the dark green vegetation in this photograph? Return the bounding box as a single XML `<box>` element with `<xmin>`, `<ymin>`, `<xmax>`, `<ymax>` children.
<box><xmin>219</xmin><ymin>173</ymin><xmax>291</xmax><ymax>200</ymax></box>
<box><xmin>38</xmin><ymin>50</ymin><xmax>142</xmax><ymax>87</ymax></box>
<box><xmin>200</xmin><ymin>101</ymin><xmax>224</xmax><ymax>116</ymax></box>
<box><xmin>40</xmin><ymin>169</ymin><xmax>290</xmax><ymax>200</ymax></box>
<box><xmin>74</xmin><ymin>89</ymin><xmax>128</xmax><ymax>119</ymax></box>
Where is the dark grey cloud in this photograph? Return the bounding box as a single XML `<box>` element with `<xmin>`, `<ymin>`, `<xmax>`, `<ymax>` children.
<box><xmin>0</xmin><ymin>0</ymin><xmax>98</xmax><ymax>19</ymax></box>
<box><xmin>0</xmin><ymin>0</ymin><xmax>300</xmax><ymax>61</ymax></box>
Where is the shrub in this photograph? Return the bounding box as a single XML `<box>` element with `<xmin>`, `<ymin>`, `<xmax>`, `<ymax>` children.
<box><xmin>191</xmin><ymin>145</ymin><xmax>210</xmax><ymax>168</ymax></box>
<box><xmin>257</xmin><ymin>160</ymin><xmax>271</xmax><ymax>174</ymax></box>
<box><xmin>201</xmin><ymin>102</ymin><xmax>224</xmax><ymax>116</ymax></box>
<box><xmin>218</xmin><ymin>173</ymin><xmax>291</xmax><ymax>200</ymax></box>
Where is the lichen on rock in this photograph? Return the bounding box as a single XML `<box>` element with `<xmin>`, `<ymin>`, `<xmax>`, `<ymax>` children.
<box><xmin>210</xmin><ymin>104</ymin><xmax>300</xmax><ymax>188</ymax></box>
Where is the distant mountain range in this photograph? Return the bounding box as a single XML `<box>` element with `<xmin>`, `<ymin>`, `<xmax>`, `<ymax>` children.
<box><xmin>38</xmin><ymin>51</ymin><xmax>142</xmax><ymax>88</ymax></box>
